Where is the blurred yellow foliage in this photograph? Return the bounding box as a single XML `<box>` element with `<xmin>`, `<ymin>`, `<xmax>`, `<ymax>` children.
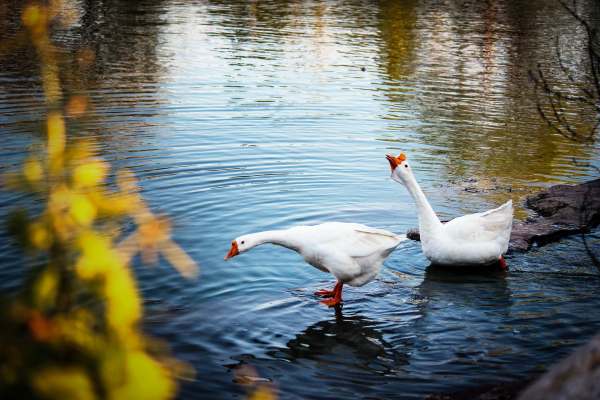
<box><xmin>47</xmin><ymin>111</ymin><xmax>66</xmax><ymax>161</ymax></box>
<box><xmin>104</xmin><ymin>266</ymin><xmax>141</xmax><ymax>338</ymax></box>
<box><xmin>21</xmin><ymin>4</ymin><xmax>46</xmax><ymax>35</ymax></box>
<box><xmin>109</xmin><ymin>352</ymin><xmax>176</xmax><ymax>400</ymax></box>
<box><xmin>249</xmin><ymin>386</ymin><xmax>277</xmax><ymax>400</ymax></box>
<box><xmin>23</xmin><ymin>157</ymin><xmax>44</xmax><ymax>184</ymax></box>
<box><xmin>29</xmin><ymin>221</ymin><xmax>51</xmax><ymax>250</ymax></box>
<box><xmin>31</xmin><ymin>266</ymin><xmax>59</xmax><ymax>309</ymax></box>
<box><xmin>0</xmin><ymin>2</ymin><xmax>199</xmax><ymax>399</ymax></box>
<box><xmin>33</xmin><ymin>368</ymin><xmax>95</xmax><ymax>400</ymax></box>
<box><xmin>73</xmin><ymin>160</ymin><xmax>108</xmax><ymax>188</ymax></box>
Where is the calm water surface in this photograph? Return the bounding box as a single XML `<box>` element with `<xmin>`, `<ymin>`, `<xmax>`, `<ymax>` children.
<box><xmin>1</xmin><ymin>1</ymin><xmax>600</xmax><ymax>398</ymax></box>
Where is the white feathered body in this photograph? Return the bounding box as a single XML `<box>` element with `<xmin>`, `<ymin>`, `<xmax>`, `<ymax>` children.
<box><xmin>270</xmin><ymin>222</ymin><xmax>405</xmax><ymax>286</ymax></box>
<box><xmin>421</xmin><ymin>200</ymin><xmax>513</xmax><ymax>266</ymax></box>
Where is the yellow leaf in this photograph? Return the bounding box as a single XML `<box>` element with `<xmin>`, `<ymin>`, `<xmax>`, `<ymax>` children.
<box><xmin>29</xmin><ymin>221</ymin><xmax>51</xmax><ymax>250</ymax></box>
<box><xmin>75</xmin><ymin>231</ymin><xmax>122</xmax><ymax>279</ymax></box>
<box><xmin>100</xmin><ymin>351</ymin><xmax>126</xmax><ymax>390</ymax></box>
<box><xmin>249</xmin><ymin>385</ymin><xmax>277</xmax><ymax>400</ymax></box>
<box><xmin>104</xmin><ymin>266</ymin><xmax>141</xmax><ymax>332</ymax></box>
<box><xmin>75</xmin><ymin>232</ymin><xmax>121</xmax><ymax>279</ymax></box>
<box><xmin>23</xmin><ymin>157</ymin><xmax>44</xmax><ymax>184</ymax></box>
<box><xmin>33</xmin><ymin>368</ymin><xmax>96</xmax><ymax>400</ymax></box>
<box><xmin>47</xmin><ymin>111</ymin><xmax>65</xmax><ymax>161</ymax></box>
<box><xmin>73</xmin><ymin>160</ymin><xmax>108</xmax><ymax>187</ymax></box>
<box><xmin>49</xmin><ymin>184</ymin><xmax>70</xmax><ymax>212</ymax></box>
<box><xmin>32</xmin><ymin>266</ymin><xmax>58</xmax><ymax>309</ymax></box>
<box><xmin>97</xmin><ymin>193</ymin><xmax>136</xmax><ymax>216</ymax></box>
<box><xmin>70</xmin><ymin>194</ymin><xmax>96</xmax><ymax>226</ymax></box>
<box><xmin>73</xmin><ymin>159</ymin><xmax>108</xmax><ymax>188</ymax></box>
<box><xmin>109</xmin><ymin>352</ymin><xmax>175</xmax><ymax>400</ymax></box>
<box><xmin>21</xmin><ymin>5</ymin><xmax>44</xmax><ymax>30</ymax></box>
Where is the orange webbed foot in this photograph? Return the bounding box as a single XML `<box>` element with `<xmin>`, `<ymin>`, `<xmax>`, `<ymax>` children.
<box><xmin>314</xmin><ymin>289</ymin><xmax>335</xmax><ymax>297</ymax></box>
<box><xmin>320</xmin><ymin>297</ymin><xmax>342</xmax><ymax>307</ymax></box>
<box><xmin>316</xmin><ymin>281</ymin><xmax>343</xmax><ymax>307</ymax></box>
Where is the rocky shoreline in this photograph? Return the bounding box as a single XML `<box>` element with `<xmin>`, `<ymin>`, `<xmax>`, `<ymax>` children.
<box><xmin>425</xmin><ymin>378</ymin><xmax>535</xmax><ymax>400</ymax></box>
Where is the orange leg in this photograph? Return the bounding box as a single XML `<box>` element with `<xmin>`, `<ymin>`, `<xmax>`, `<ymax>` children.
<box><xmin>314</xmin><ymin>281</ymin><xmax>342</xmax><ymax>298</ymax></box>
<box><xmin>314</xmin><ymin>288</ymin><xmax>335</xmax><ymax>298</ymax></box>
<box><xmin>499</xmin><ymin>256</ymin><xmax>508</xmax><ymax>271</ymax></box>
<box><xmin>320</xmin><ymin>281</ymin><xmax>343</xmax><ymax>307</ymax></box>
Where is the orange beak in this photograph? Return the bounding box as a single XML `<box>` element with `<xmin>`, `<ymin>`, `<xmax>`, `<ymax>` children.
<box><xmin>386</xmin><ymin>153</ymin><xmax>406</xmax><ymax>172</ymax></box>
<box><xmin>224</xmin><ymin>240</ymin><xmax>239</xmax><ymax>260</ymax></box>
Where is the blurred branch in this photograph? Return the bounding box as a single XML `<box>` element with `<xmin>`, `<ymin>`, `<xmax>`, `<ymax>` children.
<box><xmin>529</xmin><ymin>0</ymin><xmax>600</xmax><ymax>270</ymax></box>
<box><xmin>529</xmin><ymin>0</ymin><xmax>600</xmax><ymax>142</ymax></box>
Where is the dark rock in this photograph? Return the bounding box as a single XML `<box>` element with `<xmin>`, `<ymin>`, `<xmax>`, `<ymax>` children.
<box><xmin>508</xmin><ymin>220</ymin><xmax>582</xmax><ymax>252</ymax></box>
<box><xmin>406</xmin><ymin>221</ymin><xmax>450</xmax><ymax>242</ymax></box>
<box><xmin>526</xmin><ymin>179</ymin><xmax>600</xmax><ymax>227</ymax></box>
<box><xmin>517</xmin><ymin>333</ymin><xmax>600</xmax><ymax>400</ymax></box>
<box><xmin>406</xmin><ymin>228</ymin><xmax>420</xmax><ymax>241</ymax></box>
<box><xmin>405</xmin><ymin>178</ymin><xmax>600</xmax><ymax>252</ymax></box>
<box><xmin>426</xmin><ymin>332</ymin><xmax>600</xmax><ymax>399</ymax></box>
<box><xmin>425</xmin><ymin>378</ymin><xmax>534</xmax><ymax>400</ymax></box>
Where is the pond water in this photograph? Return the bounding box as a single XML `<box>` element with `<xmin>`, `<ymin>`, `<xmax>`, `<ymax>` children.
<box><xmin>1</xmin><ymin>0</ymin><xmax>600</xmax><ymax>398</ymax></box>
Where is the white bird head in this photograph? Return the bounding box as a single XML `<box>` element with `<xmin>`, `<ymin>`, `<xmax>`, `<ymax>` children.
<box><xmin>386</xmin><ymin>152</ymin><xmax>412</xmax><ymax>185</ymax></box>
<box><xmin>224</xmin><ymin>235</ymin><xmax>254</xmax><ymax>260</ymax></box>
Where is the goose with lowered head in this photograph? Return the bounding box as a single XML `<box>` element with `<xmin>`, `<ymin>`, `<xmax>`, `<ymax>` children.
<box><xmin>224</xmin><ymin>222</ymin><xmax>406</xmax><ymax>307</ymax></box>
<box><xmin>386</xmin><ymin>153</ymin><xmax>513</xmax><ymax>269</ymax></box>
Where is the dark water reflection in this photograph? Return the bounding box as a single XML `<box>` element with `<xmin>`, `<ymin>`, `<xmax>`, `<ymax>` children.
<box><xmin>1</xmin><ymin>0</ymin><xmax>600</xmax><ymax>398</ymax></box>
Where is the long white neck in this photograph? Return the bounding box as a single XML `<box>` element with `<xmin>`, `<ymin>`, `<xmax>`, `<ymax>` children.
<box><xmin>402</xmin><ymin>172</ymin><xmax>442</xmax><ymax>237</ymax></box>
<box><xmin>246</xmin><ymin>229</ymin><xmax>300</xmax><ymax>252</ymax></box>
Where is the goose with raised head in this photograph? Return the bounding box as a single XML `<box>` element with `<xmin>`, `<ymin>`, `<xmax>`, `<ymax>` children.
<box><xmin>224</xmin><ymin>222</ymin><xmax>406</xmax><ymax>306</ymax></box>
<box><xmin>386</xmin><ymin>153</ymin><xmax>513</xmax><ymax>269</ymax></box>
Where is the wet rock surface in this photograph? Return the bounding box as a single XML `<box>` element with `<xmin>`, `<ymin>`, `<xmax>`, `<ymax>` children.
<box><xmin>425</xmin><ymin>379</ymin><xmax>534</xmax><ymax>400</ymax></box>
<box><xmin>426</xmin><ymin>334</ymin><xmax>600</xmax><ymax>400</ymax></box>
<box><xmin>407</xmin><ymin>178</ymin><xmax>600</xmax><ymax>253</ymax></box>
<box><xmin>517</xmin><ymin>334</ymin><xmax>600</xmax><ymax>400</ymax></box>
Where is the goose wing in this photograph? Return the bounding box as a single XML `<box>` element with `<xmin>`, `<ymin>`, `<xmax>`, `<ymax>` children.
<box><xmin>442</xmin><ymin>200</ymin><xmax>513</xmax><ymax>243</ymax></box>
<box><xmin>310</xmin><ymin>223</ymin><xmax>405</xmax><ymax>258</ymax></box>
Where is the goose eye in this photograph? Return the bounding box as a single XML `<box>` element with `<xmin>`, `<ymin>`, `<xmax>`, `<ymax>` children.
<box><xmin>405</xmin><ymin>164</ymin><xmax>409</xmax><ymax>168</ymax></box>
<box><xmin>241</xmin><ymin>241</ymin><xmax>245</xmax><ymax>244</ymax></box>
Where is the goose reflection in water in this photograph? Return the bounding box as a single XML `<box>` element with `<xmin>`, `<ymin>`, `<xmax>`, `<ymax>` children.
<box><xmin>405</xmin><ymin>264</ymin><xmax>514</xmax><ymax>386</ymax></box>
<box><xmin>269</xmin><ymin>308</ymin><xmax>410</xmax><ymax>373</ymax></box>
<box><xmin>417</xmin><ymin>264</ymin><xmax>512</xmax><ymax>312</ymax></box>
<box><xmin>227</xmin><ymin>308</ymin><xmax>413</xmax><ymax>399</ymax></box>
<box><xmin>414</xmin><ymin>264</ymin><xmax>513</xmax><ymax>338</ymax></box>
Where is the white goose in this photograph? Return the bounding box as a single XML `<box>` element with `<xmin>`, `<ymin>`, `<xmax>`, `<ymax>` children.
<box><xmin>386</xmin><ymin>153</ymin><xmax>513</xmax><ymax>269</ymax></box>
<box><xmin>224</xmin><ymin>222</ymin><xmax>406</xmax><ymax>306</ymax></box>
